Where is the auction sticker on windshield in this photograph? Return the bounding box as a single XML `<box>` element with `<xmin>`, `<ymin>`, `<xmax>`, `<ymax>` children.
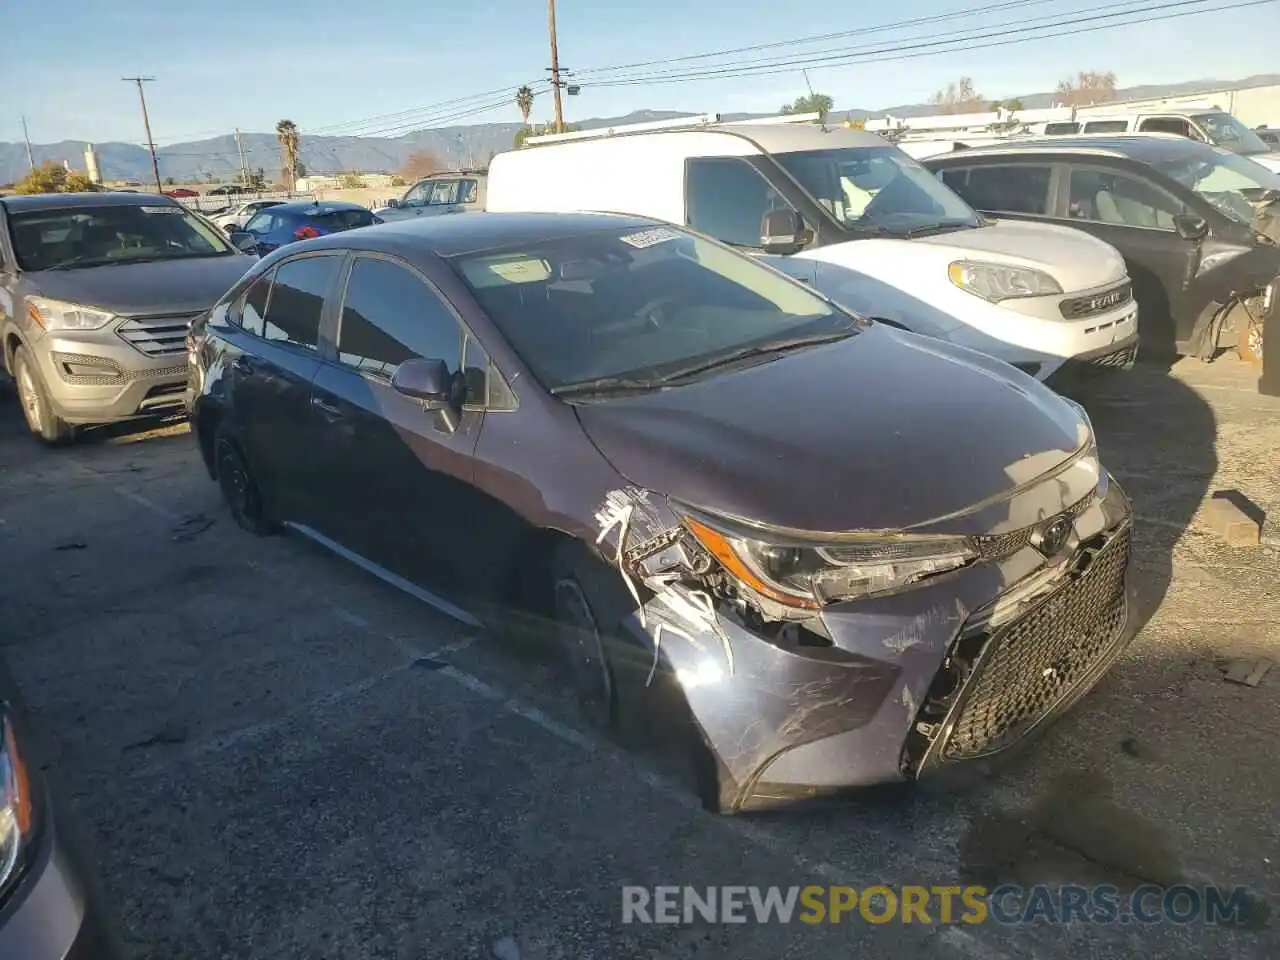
<box><xmin>140</xmin><ymin>206</ymin><xmax>183</xmax><ymax>214</ymax></box>
<box><xmin>619</xmin><ymin>227</ymin><xmax>680</xmax><ymax>249</ymax></box>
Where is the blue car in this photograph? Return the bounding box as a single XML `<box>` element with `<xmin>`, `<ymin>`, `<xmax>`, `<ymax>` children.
<box><xmin>228</xmin><ymin>200</ymin><xmax>381</xmax><ymax>256</ymax></box>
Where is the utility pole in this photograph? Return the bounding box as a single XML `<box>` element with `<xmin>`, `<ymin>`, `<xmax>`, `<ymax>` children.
<box><xmin>546</xmin><ymin>0</ymin><xmax>565</xmax><ymax>133</ymax></box>
<box><xmin>234</xmin><ymin>127</ymin><xmax>249</xmax><ymax>186</ymax></box>
<box><xmin>20</xmin><ymin>116</ymin><xmax>35</xmax><ymax>172</ymax></box>
<box><xmin>123</xmin><ymin>77</ymin><xmax>163</xmax><ymax>194</ymax></box>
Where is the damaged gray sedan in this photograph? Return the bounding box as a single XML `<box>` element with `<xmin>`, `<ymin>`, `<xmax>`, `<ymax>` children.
<box><xmin>188</xmin><ymin>211</ymin><xmax>1138</xmax><ymax>814</ymax></box>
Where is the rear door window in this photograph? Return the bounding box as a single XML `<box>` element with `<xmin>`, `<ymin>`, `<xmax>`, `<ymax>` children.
<box><xmin>429</xmin><ymin>180</ymin><xmax>461</xmax><ymax>205</ymax></box>
<box><xmin>685</xmin><ymin>157</ymin><xmax>798</xmax><ymax>248</ymax></box>
<box><xmin>947</xmin><ymin>164</ymin><xmax>1053</xmax><ymax>215</ymax></box>
<box><xmin>260</xmin><ymin>254</ymin><xmax>341</xmax><ymax>350</ymax></box>
<box><xmin>1139</xmin><ymin>117</ymin><xmax>1193</xmax><ymax>137</ymax></box>
<box><xmin>335</xmin><ymin>256</ymin><xmax>463</xmax><ymax>378</ymax></box>
<box><xmin>236</xmin><ymin>270</ymin><xmax>274</xmax><ymax>336</ymax></box>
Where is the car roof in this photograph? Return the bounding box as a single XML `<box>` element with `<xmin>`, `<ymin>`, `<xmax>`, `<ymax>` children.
<box><xmin>925</xmin><ymin>134</ymin><xmax>1221</xmax><ymax>164</ymax></box>
<box><xmin>269</xmin><ymin>199</ymin><xmax>371</xmax><ymax>215</ymax></box>
<box><xmin>296</xmin><ymin>210</ymin><xmax>663</xmax><ymax>258</ymax></box>
<box><xmin>0</xmin><ymin>191</ymin><xmax>182</xmax><ymax>213</ymax></box>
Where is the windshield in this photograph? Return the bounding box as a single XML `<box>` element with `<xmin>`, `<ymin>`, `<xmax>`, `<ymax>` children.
<box><xmin>9</xmin><ymin>203</ymin><xmax>234</xmax><ymax>271</ymax></box>
<box><xmin>1151</xmin><ymin>148</ymin><xmax>1280</xmax><ymax>225</ymax></box>
<box><xmin>774</xmin><ymin>146</ymin><xmax>982</xmax><ymax>236</ymax></box>
<box><xmin>449</xmin><ymin>224</ymin><xmax>856</xmax><ymax>393</ymax></box>
<box><xmin>1192</xmin><ymin>112</ymin><xmax>1272</xmax><ymax>157</ymax></box>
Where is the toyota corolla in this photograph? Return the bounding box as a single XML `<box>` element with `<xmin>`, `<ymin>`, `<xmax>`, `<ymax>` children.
<box><xmin>187</xmin><ymin>211</ymin><xmax>1139</xmax><ymax>813</ymax></box>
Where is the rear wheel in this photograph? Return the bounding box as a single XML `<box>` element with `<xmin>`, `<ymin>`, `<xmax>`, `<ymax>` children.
<box><xmin>13</xmin><ymin>347</ymin><xmax>74</xmax><ymax>446</ymax></box>
<box><xmin>213</xmin><ymin>426</ymin><xmax>277</xmax><ymax>535</ymax></box>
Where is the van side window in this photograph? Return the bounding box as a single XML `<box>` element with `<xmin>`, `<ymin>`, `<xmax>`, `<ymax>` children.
<box><xmin>947</xmin><ymin>164</ymin><xmax>1052</xmax><ymax>215</ymax></box>
<box><xmin>685</xmin><ymin>158</ymin><xmax>796</xmax><ymax>248</ymax></box>
<box><xmin>1081</xmin><ymin>120</ymin><xmax>1129</xmax><ymax>133</ymax></box>
<box><xmin>1139</xmin><ymin>117</ymin><xmax>1192</xmax><ymax>137</ymax></box>
<box><xmin>458</xmin><ymin>179</ymin><xmax>479</xmax><ymax>204</ymax></box>
<box><xmin>1043</xmin><ymin>122</ymin><xmax>1080</xmax><ymax>134</ymax></box>
<box><xmin>1067</xmin><ymin>168</ymin><xmax>1186</xmax><ymax>229</ymax></box>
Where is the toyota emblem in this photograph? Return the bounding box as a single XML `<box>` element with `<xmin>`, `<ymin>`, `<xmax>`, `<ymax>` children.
<box><xmin>1033</xmin><ymin>515</ymin><xmax>1074</xmax><ymax>558</ymax></box>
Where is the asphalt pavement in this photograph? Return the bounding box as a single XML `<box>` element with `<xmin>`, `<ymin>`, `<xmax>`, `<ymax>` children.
<box><xmin>0</xmin><ymin>357</ymin><xmax>1276</xmax><ymax>960</ymax></box>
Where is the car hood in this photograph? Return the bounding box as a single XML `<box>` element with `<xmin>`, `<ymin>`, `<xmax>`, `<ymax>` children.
<box><xmin>829</xmin><ymin>219</ymin><xmax>1126</xmax><ymax>292</ymax></box>
<box><xmin>573</xmin><ymin>326</ymin><xmax>1088</xmax><ymax>533</ymax></box>
<box><xmin>26</xmin><ymin>254</ymin><xmax>255</xmax><ymax>316</ymax></box>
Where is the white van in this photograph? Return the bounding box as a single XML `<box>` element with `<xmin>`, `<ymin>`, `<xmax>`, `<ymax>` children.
<box><xmin>485</xmin><ymin>118</ymin><xmax>1138</xmax><ymax>381</ymax></box>
<box><xmin>1043</xmin><ymin>109</ymin><xmax>1280</xmax><ymax>173</ymax></box>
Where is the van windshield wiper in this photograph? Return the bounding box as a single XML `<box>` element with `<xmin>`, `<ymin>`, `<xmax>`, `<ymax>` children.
<box><xmin>898</xmin><ymin>220</ymin><xmax>981</xmax><ymax>238</ymax></box>
<box><xmin>656</xmin><ymin>329</ymin><xmax>855</xmax><ymax>383</ymax></box>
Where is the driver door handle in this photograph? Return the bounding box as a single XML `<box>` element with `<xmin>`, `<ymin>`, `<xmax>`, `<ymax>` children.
<box><xmin>311</xmin><ymin>397</ymin><xmax>344</xmax><ymax>419</ymax></box>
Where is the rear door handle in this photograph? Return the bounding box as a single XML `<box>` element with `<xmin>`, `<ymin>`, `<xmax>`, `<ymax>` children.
<box><xmin>311</xmin><ymin>397</ymin><xmax>344</xmax><ymax>419</ymax></box>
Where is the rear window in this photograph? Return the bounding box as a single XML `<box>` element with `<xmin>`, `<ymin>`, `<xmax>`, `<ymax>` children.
<box><xmin>314</xmin><ymin>209</ymin><xmax>377</xmax><ymax>231</ymax></box>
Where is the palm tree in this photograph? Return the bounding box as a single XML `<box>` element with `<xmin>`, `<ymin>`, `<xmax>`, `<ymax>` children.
<box><xmin>515</xmin><ymin>86</ymin><xmax>535</xmax><ymax>127</ymax></box>
<box><xmin>276</xmin><ymin>119</ymin><xmax>300</xmax><ymax>189</ymax></box>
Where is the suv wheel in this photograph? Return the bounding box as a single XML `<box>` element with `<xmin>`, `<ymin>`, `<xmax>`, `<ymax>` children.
<box><xmin>213</xmin><ymin>426</ymin><xmax>277</xmax><ymax>535</ymax></box>
<box><xmin>12</xmin><ymin>347</ymin><xmax>74</xmax><ymax>445</ymax></box>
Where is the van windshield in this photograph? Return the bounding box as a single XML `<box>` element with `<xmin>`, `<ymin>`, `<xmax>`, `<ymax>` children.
<box><xmin>1192</xmin><ymin>113</ymin><xmax>1272</xmax><ymax>157</ymax></box>
<box><xmin>775</xmin><ymin>146</ymin><xmax>983</xmax><ymax>237</ymax></box>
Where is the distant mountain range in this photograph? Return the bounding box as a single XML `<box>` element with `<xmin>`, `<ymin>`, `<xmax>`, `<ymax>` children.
<box><xmin>4</xmin><ymin>74</ymin><xmax>1276</xmax><ymax>185</ymax></box>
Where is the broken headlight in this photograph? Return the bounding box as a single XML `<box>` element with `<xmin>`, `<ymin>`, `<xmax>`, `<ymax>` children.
<box><xmin>683</xmin><ymin>514</ymin><xmax>976</xmax><ymax>610</ymax></box>
<box><xmin>0</xmin><ymin>711</ymin><xmax>34</xmax><ymax>899</ymax></box>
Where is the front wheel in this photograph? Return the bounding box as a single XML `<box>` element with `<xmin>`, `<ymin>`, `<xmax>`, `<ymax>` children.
<box><xmin>12</xmin><ymin>347</ymin><xmax>74</xmax><ymax>445</ymax></box>
<box><xmin>550</xmin><ymin>546</ymin><xmax>627</xmax><ymax>734</ymax></box>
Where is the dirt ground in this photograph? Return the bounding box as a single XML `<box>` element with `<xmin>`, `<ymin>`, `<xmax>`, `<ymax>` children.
<box><xmin>0</xmin><ymin>355</ymin><xmax>1276</xmax><ymax>959</ymax></box>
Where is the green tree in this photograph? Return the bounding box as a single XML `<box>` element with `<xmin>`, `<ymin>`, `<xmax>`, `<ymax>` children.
<box><xmin>339</xmin><ymin>172</ymin><xmax>366</xmax><ymax>188</ymax></box>
<box><xmin>780</xmin><ymin>93</ymin><xmax>834</xmax><ymax>122</ymax></box>
<box><xmin>14</xmin><ymin>162</ymin><xmax>96</xmax><ymax>195</ymax></box>
<box><xmin>515</xmin><ymin>85</ymin><xmax>536</xmax><ymax>127</ymax></box>
<box><xmin>275</xmin><ymin>119</ymin><xmax>301</xmax><ymax>187</ymax></box>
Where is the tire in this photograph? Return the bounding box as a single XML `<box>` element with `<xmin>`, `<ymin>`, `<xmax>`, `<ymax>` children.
<box><xmin>550</xmin><ymin>544</ymin><xmax>627</xmax><ymax>734</ymax></box>
<box><xmin>12</xmin><ymin>347</ymin><xmax>74</xmax><ymax>446</ymax></box>
<box><xmin>212</xmin><ymin>425</ymin><xmax>277</xmax><ymax>535</ymax></box>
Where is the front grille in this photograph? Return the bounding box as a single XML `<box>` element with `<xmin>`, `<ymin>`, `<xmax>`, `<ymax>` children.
<box><xmin>116</xmin><ymin>314</ymin><xmax>199</xmax><ymax>358</ymax></box>
<box><xmin>970</xmin><ymin>490</ymin><xmax>1095</xmax><ymax>561</ymax></box>
<box><xmin>1059</xmin><ymin>282</ymin><xmax>1132</xmax><ymax>320</ymax></box>
<box><xmin>941</xmin><ymin>527</ymin><xmax>1130</xmax><ymax>761</ymax></box>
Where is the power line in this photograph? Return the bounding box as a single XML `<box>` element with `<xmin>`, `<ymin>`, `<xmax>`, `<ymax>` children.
<box><xmin>568</xmin><ymin>0</ymin><xmax>1063</xmax><ymax>79</ymax></box>
<box><xmin>581</xmin><ymin>0</ymin><xmax>1275</xmax><ymax>88</ymax></box>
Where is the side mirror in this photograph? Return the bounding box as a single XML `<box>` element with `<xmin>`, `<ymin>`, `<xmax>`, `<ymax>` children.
<box><xmin>392</xmin><ymin>357</ymin><xmax>456</xmax><ymax>405</ymax></box>
<box><xmin>229</xmin><ymin>231</ymin><xmax>259</xmax><ymax>255</ymax></box>
<box><xmin>760</xmin><ymin>209</ymin><xmax>811</xmax><ymax>254</ymax></box>
<box><xmin>1173</xmin><ymin>214</ymin><xmax>1209</xmax><ymax>242</ymax></box>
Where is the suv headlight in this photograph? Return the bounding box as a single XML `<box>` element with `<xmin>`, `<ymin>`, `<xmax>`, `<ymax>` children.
<box><xmin>26</xmin><ymin>296</ymin><xmax>117</xmax><ymax>332</ymax></box>
<box><xmin>948</xmin><ymin>260</ymin><xmax>1063</xmax><ymax>302</ymax></box>
<box><xmin>682</xmin><ymin>513</ymin><xmax>977</xmax><ymax>609</ymax></box>
<box><xmin>0</xmin><ymin>711</ymin><xmax>34</xmax><ymax>898</ymax></box>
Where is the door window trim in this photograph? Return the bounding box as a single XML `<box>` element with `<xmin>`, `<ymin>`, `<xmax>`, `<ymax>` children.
<box><xmin>325</xmin><ymin>250</ymin><xmax>517</xmax><ymax>412</ymax></box>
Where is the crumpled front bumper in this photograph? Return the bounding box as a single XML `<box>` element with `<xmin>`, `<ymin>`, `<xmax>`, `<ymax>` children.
<box><xmin>614</xmin><ymin>467</ymin><xmax>1136</xmax><ymax>813</ymax></box>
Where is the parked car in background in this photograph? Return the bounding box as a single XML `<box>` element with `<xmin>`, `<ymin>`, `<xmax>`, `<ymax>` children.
<box><xmin>206</xmin><ymin>184</ymin><xmax>248</xmax><ymax>197</ymax></box>
<box><xmin>0</xmin><ymin>657</ymin><xmax>119</xmax><ymax>958</ymax></box>
<box><xmin>0</xmin><ymin>191</ymin><xmax>255</xmax><ymax>444</ymax></box>
<box><xmin>1038</xmin><ymin>110</ymin><xmax>1280</xmax><ymax>173</ymax></box>
<box><xmin>227</xmin><ymin>200</ymin><xmax>382</xmax><ymax>257</ymax></box>
<box><xmin>374</xmin><ymin>171</ymin><xmax>486</xmax><ymax>221</ymax></box>
<box><xmin>188</xmin><ymin>212</ymin><xmax>1137</xmax><ymax>814</ymax></box>
<box><xmin>925</xmin><ymin>135</ymin><xmax>1280</xmax><ymax>358</ymax></box>
<box><xmin>1257</xmin><ymin>127</ymin><xmax>1280</xmax><ymax>148</ymax></box>
<box><xmin>162</xmin><ymin>188</ymin><xmax>199</xmax><ymax>199</ymax></box>
<box><xmin>211</xmin><ymin>199</ymin><xmax>287</xmax><ymax>234</ymax></box>
<box><xmin>486</xmin><ymin>119</ymin><xmax>1139</xmax><ymax>382</ymax></box>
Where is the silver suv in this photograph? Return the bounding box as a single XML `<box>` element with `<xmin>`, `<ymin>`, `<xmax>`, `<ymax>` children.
<box><xmin>0</xmin><ymin>192</ymin><xmax>254</xmax><ymax>444</ymax></box>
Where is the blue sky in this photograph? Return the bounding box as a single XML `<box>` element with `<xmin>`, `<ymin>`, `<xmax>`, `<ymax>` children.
<box><xmin>4</xmin><ymin>0</ymin><xmax>1277</xmax><ymax>146</ymax></box>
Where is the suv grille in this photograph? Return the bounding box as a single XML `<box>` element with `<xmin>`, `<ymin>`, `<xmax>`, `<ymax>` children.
<box><xmin>117</xmin><ymin>314</ymin><xmax>199</xmax><ymax>358</ymax></box>
<box><xmin>1059</xmin><ymin>282</ymin><xmax>1132</xmax><ymax>320</ymax></box>
<box><xmin>943</xmin><ymin>526</ymin><xmax>1130</xmax><ymax>762</ymax></box>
